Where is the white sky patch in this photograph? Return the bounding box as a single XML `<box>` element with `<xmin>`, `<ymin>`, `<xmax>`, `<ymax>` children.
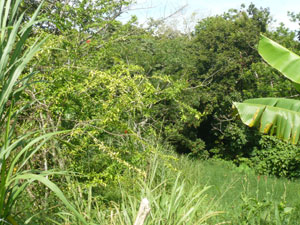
<box><xmin>120</xmin><ymin>0</ymin><xmax>299</xmax><ymax>31</ymax></box>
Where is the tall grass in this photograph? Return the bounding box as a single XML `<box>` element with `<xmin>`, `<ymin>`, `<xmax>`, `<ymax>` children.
<box><xmin>0</xmin><ymin>1</ymin><xmax>86</xmax><ymax>224</ymax></box>
<box><xmin>24</xmin><ymin>149</ymin><xmax>300</xmax><ymax>224</ymax></box>
<box><xmin>170</xmin><ymin>157</ymin><xmax>300</xmax><ymax>224</ymax></box>
<box><xmin>53</xmin><ymin>154</ymin><xmax>223</xmax><ymax>224</ymax></box>
<box><xmin>113</xmin><ymin>156</ymin><xmax>223</xmax><ymax>225</ymax></box>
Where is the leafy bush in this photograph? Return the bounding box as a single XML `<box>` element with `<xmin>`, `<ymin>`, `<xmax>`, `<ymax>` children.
<box><xmin>236</xmin><ymin>193</ymin><xmax>294</xmax><ymax>225</ymax></box>
<box><xmin>25</xmin><ymin>35</ymin><xmax>203</xmax><ymax>187</ymax></box>
<box><xmin>250</xmin><ymin>136</ymin><xmax>300</xmax><ymax>179</ymax></box>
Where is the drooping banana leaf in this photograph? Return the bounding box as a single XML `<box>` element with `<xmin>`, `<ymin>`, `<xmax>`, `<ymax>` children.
<box><xmin>233</xmin><ymin>98</ymin><xmax>300</xmax><ymax>144</ymax></box>
<box><xmin>258</xmin><ymin>35</ymin><xmax>300</xmax><ymax>91</ymax></box>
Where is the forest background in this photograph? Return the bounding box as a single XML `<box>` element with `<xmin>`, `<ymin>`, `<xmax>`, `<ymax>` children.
<box><xmin>3</xmin><ymin>0</ymin><xmax>300</xmax><ymax>224</ymax></box>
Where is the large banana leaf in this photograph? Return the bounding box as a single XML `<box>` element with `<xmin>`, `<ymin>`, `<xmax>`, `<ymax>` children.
<box><xmin>233</xmin><ymin>98</ymin><xmax>300</xmax><ymax>144</ymax></box>
<box><xmin>258</xmin><ymin>35</ymin><xmax>300</xmax><ymax>90</ymax></box>
<box><xmin>233</xmin><ymin>35</ymin><xmax>300</xmax><ymax>144</ymax></box>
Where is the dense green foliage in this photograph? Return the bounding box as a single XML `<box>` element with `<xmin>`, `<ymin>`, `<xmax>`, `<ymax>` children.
<box><xmin>2</xmin><ymin>0</ymin><xmax>300</xmax><ymax>223</ymax></box>
<box><xmin>190</xmin><ymin>8</ymin><xmax>299</xmax><ymax>160</ymax></box>
<box><xmin>251</xmin><ymin>136</ymin><xmax>300</xmax><ymax>179</ymax></box>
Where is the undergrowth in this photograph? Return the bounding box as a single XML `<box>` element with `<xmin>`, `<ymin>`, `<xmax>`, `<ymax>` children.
<box><xmin>14</xmin><ymin>152</ymin><xmax>300</xmax><ymax>224</ymax></box>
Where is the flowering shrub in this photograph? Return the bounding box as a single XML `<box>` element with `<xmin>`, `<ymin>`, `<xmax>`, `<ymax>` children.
<box><xmin>26</xmin><ymin>37</ymin><xmax>203</xmax><ymax>187</ymax></box>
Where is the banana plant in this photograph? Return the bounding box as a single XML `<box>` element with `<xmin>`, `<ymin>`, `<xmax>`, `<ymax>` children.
<box><xmin>233</xmin><ymin>35</ymin><xmax>300</xmax><ymax>144</ymax></box>
<box><xmin>0</xmin><ymin>0</ymin><xmax>87</xmax><ymax>224</ymax></box>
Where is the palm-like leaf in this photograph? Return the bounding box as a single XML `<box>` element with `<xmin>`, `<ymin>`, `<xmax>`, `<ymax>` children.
<box><xmin>233</xmin><ymin>98</ymin><xmax>300</xmax><ymax>144</ymax></box>
<box><xmin>258</xmin><ymin>35</ymin><xmax>300</xmax><ymax>90</ymax></box>
<box><xmin>258</xmin><ymin>35</ymin><xmax>300</xmax><ymax>84</ymax></box>
<box><xmin>234</xmin><ymin>35</ymin><xmax>300</xmax><ymax>144</ymax></box>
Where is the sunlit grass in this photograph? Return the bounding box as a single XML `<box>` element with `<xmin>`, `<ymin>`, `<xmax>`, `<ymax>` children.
<box><xmin>171</xmin><ymin>156</ymin><xmax>300</xmax><ymax>223</ymax></box>
<box><xmin>35</xmin><ymin>151</ymin><xmax>300</xmax><ymax>224</ymax></box>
